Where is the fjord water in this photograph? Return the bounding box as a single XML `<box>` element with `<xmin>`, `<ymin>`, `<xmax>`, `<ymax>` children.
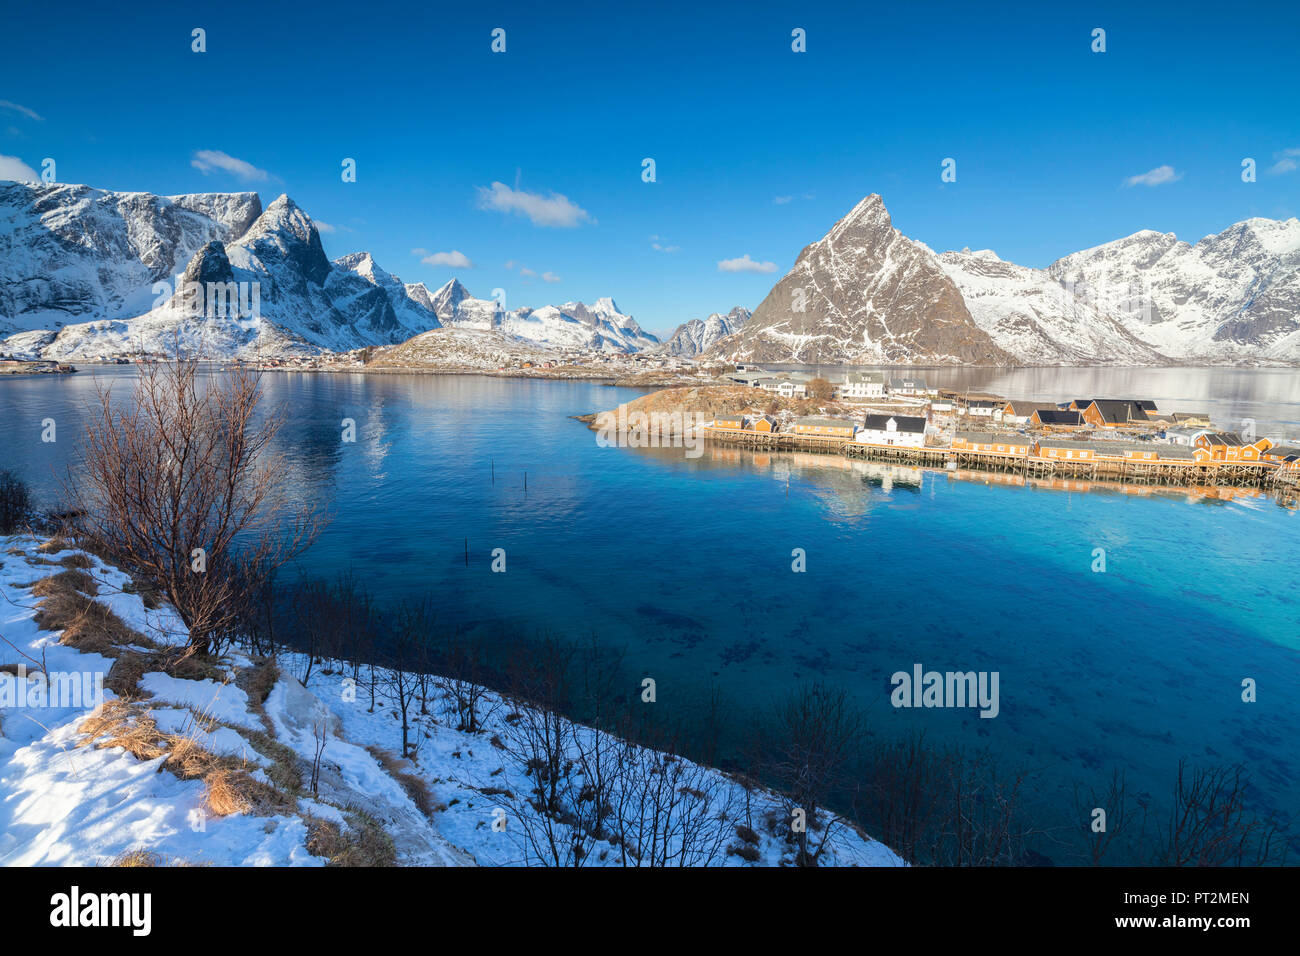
<box><xmin>3</xmin><ymin>366</ymin><xmax>1298</xmax><ymax>861</ymax></box>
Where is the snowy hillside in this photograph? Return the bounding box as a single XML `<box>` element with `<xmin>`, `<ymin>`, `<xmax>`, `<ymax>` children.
<box><xmin>1047</xmin><ymin>218</ymin><xmax>1300</xmax><ymax>363</ymax></box>
<box><xmin>937</xmin><ymin>249</ymin><xmax>1167</xmax><ymax>365</ymax></box>
<box><xmin>657</xmin><ymin>307</ymin><xmax>752</xmax><ymax>357</ymax></box>
<box><xmin>431</xmin><ymin>280</ymin><xmax>660</xmax><ymax>352</ymax></box>
<box><xmin>0</xmin><ymin>534</ymin><xmax>902</xmax><ymax>867</ymax></box>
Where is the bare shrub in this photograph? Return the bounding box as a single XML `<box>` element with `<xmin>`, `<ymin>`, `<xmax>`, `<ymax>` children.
<box><xmin>0</xmin><ymin>470</ymin><xmax>31</xmax><ymax>534</ymax></box>
<box><xmin>764</xmin><ymin>681</ymin><xmax>864</xmax><ymax>866</ymax></box>
<box><xmin>70</xmin><ymin>357</ymin><xmax>322</xmax><ymax>655</ymax></box>
<box><xmin>1155</xmin><ymin>760</ymin><xmax>1287</xmax><ymax>866</ymax></box>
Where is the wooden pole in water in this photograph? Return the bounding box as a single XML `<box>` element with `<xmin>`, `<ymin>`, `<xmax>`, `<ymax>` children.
<box><xmin>524</xmin><ymin>471</ymin><xmax>528</xmax><ymax>495</ymax></box>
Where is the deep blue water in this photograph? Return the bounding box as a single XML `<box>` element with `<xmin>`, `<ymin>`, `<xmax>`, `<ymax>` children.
<box><xmin>3</xmin><ymin>366</ymin><xmax>1299</xmax><ymax>861</ymax></box>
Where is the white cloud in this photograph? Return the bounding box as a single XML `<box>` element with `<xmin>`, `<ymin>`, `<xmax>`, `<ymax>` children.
<box><xmin>1123</xmin><ymin>165</ymin><xmax>1182</xmax><ymax>187</ymax></box>
<box><xmin>476</xmin><ymin>181</ymin><xmax>592</xmax><ymax>227</ymax></box>
<box><xmin>541</xmin><ymin>271</ymin><xmax>561</xmax><ymax>283</ymax></box>
<box><xmin>191</xmin><ymin>149</ymin><xmax>270</xmax><ymax>182</ymax></box>
<box><xmin>773</xmin><ymin>195</ymin><xmax>793</xmax><ymax>205</ymax></box>
<box><xmin>0</xmin><ymin>100</ymin><xmax>43</xmax><ymax>122</ymax></box>
<box><xmin>315</xmin><ymin>220</ymin><xmax>338</xmax><ymax>234</ymax></box>
<box><xmin>1268</xmin><ymin>148</ymin><xmax>1300</xmax><ymax>175</ymax></box>
<box><xmin>718</xmin><ymin>253</ymin><xmax>777</xmax><ymax>274</ymax></box>
<box><xmin>419</xmin><ymin>249</ymin><xmax>474</xmax><ymax>269</ymax></box>
<box><xmin>0</xmin><ymin>154</ymin><xmax>38</xmax><ymax>182</ymax></box>
<box><xmin>651</xmin><ymin>240</ymin><xmax>680</xmax><ymax>253</ymax></box>
<box><xmin>519</xmin><ymin>267</ymin><xmax>537</xmax><ymax>278</ymax></box>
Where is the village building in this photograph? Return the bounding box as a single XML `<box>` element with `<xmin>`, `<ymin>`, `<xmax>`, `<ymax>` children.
<box><xmin>835</xmin><ymin>371</ymin><xmax>886</xmax><ymax>399</ymax></box>
<box><xmin>756</xmin><ymin>377</ymin><xmax>807</xmax><ymax>399</ymax></box>
<box><xmin>1161</xmin><ymin>426</ymin><xmax>1203</xmax><ymax>446</ymax></box>
<box><xmin>961</xmin><ymin>399</ymin><xmax>1002</xmax><ymax>419</ymax></box>
<box><xmin>1192</xmin><ymin>432</ymin><xmax>1271</xmax><ymax>462</ymax></box>
<box><xmin>1078</xmin><ymin>399</ymin><xmax>1153</xmax><ymax>428</ymax></box>
<box><xmin>1033</xmin><ymin>439</ymin><xmax>1209</xmax><ymax>464</ymax></box>
<box><xmin>1169</xmin><ymin>411</ymin><xmax>1212</xmax><ymax>427</ymax></box>
<box><xmin>1262</xmin><ymin>444</ymin><xmax>1300</xmax><ymax>465</ymax></box>
<box><xmin>792</xmin><ymin>417</ymin><xmax>856</xmax><ymax>438</ymax></box>
<box><xmin>855</xmin><ymin>414</ymin><xmax>926</xmax><ymax>448</ymax></box>
<box><xmin>1001</xmin><ymin>400</ymin><xmax>1058</xmax><ymax>424</ymax></box>
<box><xmin>953</xmin><ymin>432</ymin><xmax>1032</xmax><ymax>455</ymax></box>
<box><xmin>748</xmin><ymin>415</ymin><xmax>778</xmax><ymax>433</ymax></box>
<box><xmin>712</xmin><ymin>413</ymin><xmax>745</xmax><ymax>430</ymax></box>
<box><xmin>888</xmin><ymin>376</ymin><xmax>929</xmax><ymax>396</ymax></box>
<box><xmin>1029</xmin><ymin>408</ymin><xmax>1084</xmax><ymax>430</ymax></box>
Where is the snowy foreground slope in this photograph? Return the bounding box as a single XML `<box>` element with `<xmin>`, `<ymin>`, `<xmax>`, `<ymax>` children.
<box><xmin>0</xmin><ymin>535</ymin><xmax>901</xmax><ymax>867</ymax></box>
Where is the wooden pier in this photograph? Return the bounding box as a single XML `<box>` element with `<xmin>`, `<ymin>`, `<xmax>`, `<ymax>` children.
<box><xmin>702</xmin><ymin>426</ymin><xmax>1288</xmax><ymax>492</ymax></box>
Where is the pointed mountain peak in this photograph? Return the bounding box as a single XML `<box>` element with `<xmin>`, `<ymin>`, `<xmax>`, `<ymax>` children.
<box><xmin>590</xmin><ymin>296</ymin><xmax>623</xmax><ymax>316</ymax></box>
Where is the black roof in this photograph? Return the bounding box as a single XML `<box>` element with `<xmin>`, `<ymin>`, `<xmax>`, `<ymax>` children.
<box><xmin>1033</xmin><ymin>409</ymin><xmax>1083</xmax><ymax>425</ymax></box>
<box><xmin>1087</xmin><ymin>400</ymin><xmax>1149</xmax><ymax>423</ymax></box>
<box><xmin>862</xmin><ymin>414</ymin><xmax>926</xmax><ymax>433</ymax></box>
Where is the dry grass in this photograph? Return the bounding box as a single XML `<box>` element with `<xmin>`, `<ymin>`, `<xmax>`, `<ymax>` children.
<box><xmin>366</xmin><ymin>745</ymin><xmax>437</xmax><ymax>819</ymax></box>
<box><xmin>239</xmin><ymin>727</ymin><xmax>304</xmax><ymax>794</ymax></box>
<box><xmin>110</xmin><ymin>849</ymin><xmax>161</xmax><ymax>867</ymax></box>
<box><xmin>237</xmin><ymin>657</ymin><xmax>279</xmax><ymax>707</ymax></box>
<box><xmin>31</xmin><ymin>568</ymin><xmax>99</xmax><ymax>597</ymax></box>
<box><xmin>32</xmin><ymin>574</ymin><xmax>152</xmax><ymax>659</ymax></box>
<box><xmin>305</xmin><ymin>812</ymin><xmax>397</xmax><ymax>867</ymax></box>
<box><xmin>595</xmin><ymin>384</ymin><xmax>853</xmax><ymax>430</ymax></box>
<box><xmin>77</xmin><ymin>699</ymin><xmax>290</xmax><ymax>818</ymax></box>
<box><xmin>58</xmin><ymin>553</ymin><xmax>94</xmax><ymax>570</ymax></box>
<box><xmin>26</xmin><ymin>568</ymin><xmax>223</xmax><ymax>698</ymax></box>
<box><xmin>36</xmin><ymin>536</ymin><xmax>71</xmax><ymax>554</ymax></box>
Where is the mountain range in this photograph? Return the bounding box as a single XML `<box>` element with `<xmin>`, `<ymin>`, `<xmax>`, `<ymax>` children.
<box><xmin>0</xmin><ymin>182</ymin><xmax>657</xmax><ymax>359</ymax></box>
<box><xmin>655</xmin><ymin>307</ymin><xmax>752</xmax><ymax>357</ymax></box>
<box><xmin>707</xmin><ymin>194</ymin><xmax>1300</xmax><ymax>366</ymax></box>
<box><xmin>4</xmin><ymin>181</ymin><xmax>1297</xmax><ymax>366</ymax></box>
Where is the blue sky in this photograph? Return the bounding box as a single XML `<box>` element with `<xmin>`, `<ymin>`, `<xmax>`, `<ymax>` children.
<box><xmin>2</xmin><ymin>0</ymin><xmax>1298</xmax><ymax>336</ymax></box>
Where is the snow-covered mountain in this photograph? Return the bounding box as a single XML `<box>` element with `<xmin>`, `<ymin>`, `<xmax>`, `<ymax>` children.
<box><xmin>709</xmin><ymin>193</ymin><xmax>1300</xmax><ymax>366</ymax></box>
<box><xmin>1</xmin><ymin>182</ymin><xmax>655</xmax><ymax>359</ymax></box>
<box><xmin>656</xmin><ymin>307</ymin><xmax>751</xmax><ymax>357</ymax></box>
<box><xmin>1045</xmin><ymin>219</ymin><xmax>1300</xmax><ymax>363</ymax></box>
<box><xmin>0</xmin><ymin>181</ymin><xmax>261</xmax><ymax>336</ymax></box>
<box><xmin>427</xmin><ymin>280</ymin><xmax>659</xmax><ymax>352</ymax></box>
<box><xmin>937</xmin><ymin>249</ymin><xmax>1166</xmax><ymax>365</ymax></box>
<box><xmin>708</xmin><ymin>195</ymin><xmax>1014</xmax><ymax>365</ymax></box>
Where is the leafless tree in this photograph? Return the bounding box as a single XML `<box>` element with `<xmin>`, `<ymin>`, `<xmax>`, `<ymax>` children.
<box><xmin>0</xmin><ymin>470</ymin><xmax>32</xmax><ymax>534</ymax></box>
<box><xmin>766</xmin><ymin>681</ymin><xmax>864</xmax><ymax>866</ymax></box>
<box><xmin>1074</xmin><ymin>769</ymin><xmax>1148</xmax><ymax>866</ymax></box>
<box><xmin>70</xmin><ymin>358</ymin><xmax>322</xmax><ymax>655</ymax></box>
<box><xmin>1155</xmin><ymin>760</ymin><xmax>1287</xmax><ymax>866</ymax></box>
<box><xmin>862</xmin><ymin>734</ymin><xmax>1031</xmax><ymax>866</ymax></box>
<box><xmin>386</xmin><ymin>598</ymin><xmax>435</xmax><ymax>759</ymax></box>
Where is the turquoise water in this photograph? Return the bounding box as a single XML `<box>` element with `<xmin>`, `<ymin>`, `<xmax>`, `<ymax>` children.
<box><xmin>3</xmin><ymin>367</ymin><xmax>1298</xmax><ymax>861</ymax></box>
